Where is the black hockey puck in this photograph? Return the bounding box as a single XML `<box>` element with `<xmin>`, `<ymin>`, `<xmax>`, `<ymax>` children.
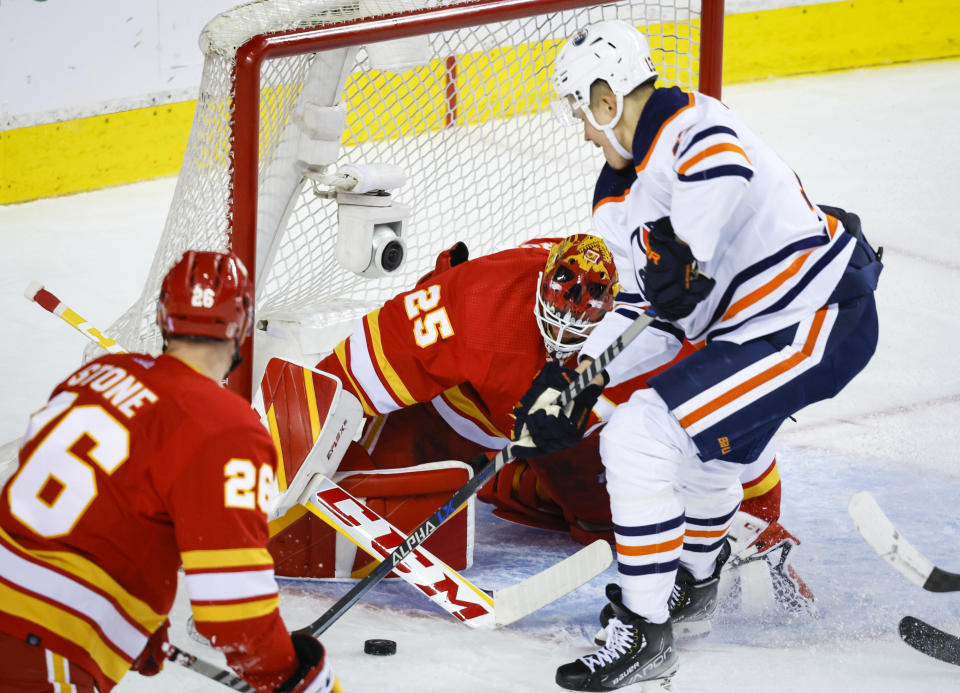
<box><xmin>363</xmin><ymin>638</ymin><xmax>397</xmax><ymax>656</ymax></box>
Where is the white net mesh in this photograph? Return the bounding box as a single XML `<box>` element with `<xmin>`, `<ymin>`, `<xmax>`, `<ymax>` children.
<box><xmin>96</xmin><ymin>0</ymin><xmax>709</xmax><ymax>380</ymax></box>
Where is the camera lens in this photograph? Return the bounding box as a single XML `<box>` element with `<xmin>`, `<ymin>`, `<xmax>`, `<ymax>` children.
<box><xmin>380</xmin><ymin>239</ymin><xmax>404</xmax><ymax>272</ymax></box>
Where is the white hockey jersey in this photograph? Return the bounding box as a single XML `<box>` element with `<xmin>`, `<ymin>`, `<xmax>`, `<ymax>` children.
<box><xmin>581</xmin><ymin>87</ymin><xmax>856</xmax><ymax>385</ymax></box>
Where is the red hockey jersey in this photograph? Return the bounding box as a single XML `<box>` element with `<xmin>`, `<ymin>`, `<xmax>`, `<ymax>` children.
<box><xmin>0</xmin><ymin>353</ymin><xmax>298</xmax><ymax>692</ymax></box>
<box><xmin>318</xmin><ymin>242</ymin><xmax>557</xmax><ymax>447</ymax></box>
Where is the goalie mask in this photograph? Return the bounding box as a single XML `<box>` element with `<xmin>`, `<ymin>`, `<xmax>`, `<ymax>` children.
<box><xmin>536</xmin><ymin>234</ymin><xmax>619</xmax><ymax>359</ymax></box>
<box><xmin>157</xmin><ymin>250</ymin><xmax>254</xmax><ymax>346</ymax></box>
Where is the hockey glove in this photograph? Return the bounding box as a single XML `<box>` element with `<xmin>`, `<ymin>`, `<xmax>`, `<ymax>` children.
<box><xmin>274</xmin><ymin>632</ymin><xmax>336</xmax><ymax>693</ymax></box>
<box><xmin>131</xmin><ymin>619</ymin><xmax>169</xmax><ymax>676</ymax></box>
<box><xmin>641</xmin><ymin>216</ymin><xmax>715</xmax><ymax>321</ymax></box>
<box><xmin>511</xmin><ymin>361</ymin><xmax>606</xmax><ymax>457</ymax></box>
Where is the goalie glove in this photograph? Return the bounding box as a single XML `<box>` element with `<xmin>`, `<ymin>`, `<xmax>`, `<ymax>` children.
<box><xmin>641</xmin><ymin>216</ymin><xmax>715</xmax><ymax>321</ymax></box>
<box><xmin>274</xmin><ymin>632</ymin><xmax>336</xmax><ymax>693</ymax></box>
<box><xmin>511</xmin><ymin>361</ymin><xmax>606</xmax><ymax>458</ymax></box>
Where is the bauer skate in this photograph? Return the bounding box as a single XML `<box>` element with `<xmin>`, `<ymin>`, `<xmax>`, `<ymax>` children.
<box><xmin>595</xmin><ymin>540</ymin><xmax>730</xmax><ymax>645</ymax></box>
<box><xmin>559</xmin><ymin>583</ymin><xmax>677</xmax><ymax>691</ymax></box>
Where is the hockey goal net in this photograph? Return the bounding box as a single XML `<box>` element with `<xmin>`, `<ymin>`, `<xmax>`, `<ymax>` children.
<box><xmin>99</xmin><ymin>0</ymin><xmax>724</xmax><ymax>397</ymax></box>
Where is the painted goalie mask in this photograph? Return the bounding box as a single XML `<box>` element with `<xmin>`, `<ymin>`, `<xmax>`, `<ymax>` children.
<box><xmin>535</xmin><ymin>234</ymin><xmax>619</xmax><ymax>359</ymax></box>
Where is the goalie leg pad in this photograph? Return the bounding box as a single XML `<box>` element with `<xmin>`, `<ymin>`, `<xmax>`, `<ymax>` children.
<box><xmin>269</xmin><ymin>461</ymin><xmax>475</xmax><ymax>578</ymax></box>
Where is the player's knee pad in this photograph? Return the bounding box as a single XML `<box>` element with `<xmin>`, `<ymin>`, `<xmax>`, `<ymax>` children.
<box><xmin>600</xmin><ymin>389</ymin><xmax>697</xmax><ymax>464</ymax></box>
<box><xmin>676</xmin><ymin>457</ymin><xmax>744</xmax><ymax>514</ymax></box>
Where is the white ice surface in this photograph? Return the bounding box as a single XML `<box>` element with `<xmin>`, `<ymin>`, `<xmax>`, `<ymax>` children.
<box><xmin>2</xmin><ymin>59</ymin><xmax>960</xmax><ymax>692</ymax></box>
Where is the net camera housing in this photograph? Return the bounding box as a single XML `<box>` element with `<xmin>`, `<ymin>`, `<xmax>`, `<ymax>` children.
<box><xmin>335</xmin><ymin>191</ymin><xmax>410</xmax><ymax>278</ymax></box>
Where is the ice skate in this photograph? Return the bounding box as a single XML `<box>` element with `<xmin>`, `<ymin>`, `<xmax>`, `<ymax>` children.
<box><xmin>662</xmin><ymin>539</ymin><xmax>731</xmax><ymax>638</ymax></box>
<box><xmin>594</xmin><ymin>541</ymin><xmax>730</xmax><ymax>645</ymax></box>
<box><xmin>559</xmin><ymin>584</ymin><xmax>678</xmax><ymax>691</ymax></box>
<box><xmin>726</xmin><ymin>512</ymin><xmax>816</xmax><ymax>614</ymax></box>
<box><xmin>669</xmin><ymin>539</ymin><xmax>730</xmax><ymax>621</ymax></box>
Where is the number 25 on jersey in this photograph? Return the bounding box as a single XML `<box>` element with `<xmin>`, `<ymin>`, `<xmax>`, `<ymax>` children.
<box><xmin>404</xmin><ymin>285</ymin><xmax>454</xmax><ymax>348</ymax></box>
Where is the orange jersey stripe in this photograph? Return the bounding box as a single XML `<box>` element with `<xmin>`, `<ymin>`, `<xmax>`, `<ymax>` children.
<box><xmin>722</xmin><ymin>250</ymin><xmax>814</xmax><ymax>322</ymax></box>
<box><xmin>679</xmin><ymin>307</ymin><xmax>829</xmax><ymax>429</ymax></box>
<box><xmin>826</xmin><ymin>214</ymin><xmax>840</xmax><ymax>238</ymax></box>
<box><xmin>636</xmin><ymin>92</ymin><xmax>695</xmax><ymax>172</ymax></box>
<box><xmin>593</xmin><ymin>187</ymin><xmax>631</xmax><ymax>214</ymax></box>
<box><xmin>677</xmin><ymin>142</ymin><xmax>751</xmax><ymax>175</ymax></box>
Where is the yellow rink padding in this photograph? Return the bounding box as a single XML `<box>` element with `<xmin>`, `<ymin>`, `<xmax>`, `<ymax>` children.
<box><xmin>2</xmin><ymin>101</ymin><xmax>195</xmax><ymax>204</ymax></box>
<box><xmin>723</xmin><ymin>0</ymin><xmax>960</xmax><ymax>84</ymax></box>
<box><xmin>2</xmin><ymin>0</ymin><xmax>957</xmax><ymax>204</ymax></box>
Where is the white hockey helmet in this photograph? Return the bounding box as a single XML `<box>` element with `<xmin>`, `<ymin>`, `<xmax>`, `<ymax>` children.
<box><xmin>552</xmin><ymin>20</ymin><xmax>658</xmax><ymax>158</ymax></box>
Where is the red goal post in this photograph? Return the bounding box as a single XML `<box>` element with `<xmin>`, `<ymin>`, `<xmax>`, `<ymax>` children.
<box><xmin>98</xmin><ymin>0</ymin><xmax>724</xmax><ymax>399</ymax></box>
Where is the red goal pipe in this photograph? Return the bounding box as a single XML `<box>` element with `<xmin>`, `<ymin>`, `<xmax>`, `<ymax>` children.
<box><xmin>227</xmin><ymin>0</ymin><xmax>725</xmax><ymax>398</ymax></box>
<box><xmin>699</xmin><ymin>0</ymin><xmax>725</xmax><ymax>99</ymax></box>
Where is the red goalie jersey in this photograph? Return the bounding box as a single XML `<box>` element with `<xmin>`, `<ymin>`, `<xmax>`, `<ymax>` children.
<box><xmin>0</xmin><ymin>353</ymin><xmax>299</xmax><ymax>693</ymax></box>
<box><xmin>318</xmin><ymin>241</ymin><xmax>561</xmax><ymax>444</ymax></box>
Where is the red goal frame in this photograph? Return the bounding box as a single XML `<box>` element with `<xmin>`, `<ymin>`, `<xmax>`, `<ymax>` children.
<box><xmin>227</xmin><ymin>0</ymin><xmax>725</xmax><ymax>397</ymax></box>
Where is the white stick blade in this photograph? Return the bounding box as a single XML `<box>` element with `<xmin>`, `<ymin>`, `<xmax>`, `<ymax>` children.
<box><xmin>493</xmin><ymin>539</ymin><xmax>612</xmax><ymax>627</ymax></box>
<box><xmin>848</xmin><ymin>490</ymin><xmax>933</xmax><ymax>587</ymax></box>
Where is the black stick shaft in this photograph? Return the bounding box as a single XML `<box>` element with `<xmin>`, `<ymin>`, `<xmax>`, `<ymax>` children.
<box><xmin>923</xmin><ymin>566</ymin><xmax>960</xmax><ymax>593</ymax></box>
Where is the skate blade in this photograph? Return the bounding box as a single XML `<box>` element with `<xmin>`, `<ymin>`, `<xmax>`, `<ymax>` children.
<box><xmin>635</xmin><ymin>669</ymin><xmax>679</xmax><ymax>692</ymax></box>
<box><xmin>673</xmin><ymin>619</ymin><xmax>711</xmax><ymax>640</ymax></box>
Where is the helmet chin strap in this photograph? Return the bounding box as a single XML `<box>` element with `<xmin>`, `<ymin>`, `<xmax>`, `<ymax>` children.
<box><xmin>581</xmin><ymin>93</ymin><xmax>633</xmax><ymax>161</ymax></box>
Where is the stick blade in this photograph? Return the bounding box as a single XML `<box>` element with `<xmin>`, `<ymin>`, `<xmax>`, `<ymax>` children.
<box><xmin>900</xmin><ymin>616</ymin><xmax>960</xmax><ymax>666</ymax></box>
<box><xmin>848</xmin><ymin>491</ymin><xmax>933</xmax><ymax>588</ymax></box>
<box><xmin>493</xmin><ymin>539</ymin><xmax>612</xmax><ymax>627</ymax></box>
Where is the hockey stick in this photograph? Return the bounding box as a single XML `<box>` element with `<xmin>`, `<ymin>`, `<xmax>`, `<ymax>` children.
<box><xmin>299</xmin><ymin>473</ymin><xmax>612</xmax><ymax>627</ymax></box>
<box><xmin>848</xmin><ymin>491</ymin><xmax>960</xmax><ymax>592</ymax></box>
<box><xmin>306</xmin><ymin>310</ymin><xmax>657</xmax><ymax>637</ymax></box>
<box><xmin>899</xmin><ymin>616</ymin><xmax>960</xmax><ymax>666</ymax></box>
<box><xmin>259</xmin><ymin>356</ymin><xmax>610</xmax><ymax>629</ymax></box>
<box><xmin>25</xmin><ymin>281</ymin><xmax>128</xmax><ymax>354</ymax></box>
<box><xmin>187</xmin><ymin>471</ymin><xmax>612</xmax><ymax>661</ymax></box>
<box><xmin>186</xmin><ymin>471</ymin><xmax>611</xmax><ymax>645</ymax></box>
